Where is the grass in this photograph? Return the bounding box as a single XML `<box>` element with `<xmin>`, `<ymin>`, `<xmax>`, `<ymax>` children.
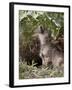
<box><xmin>19</xmin><ymin>62</ymin><xmax>64</xmax><ymax>79</ymax></box>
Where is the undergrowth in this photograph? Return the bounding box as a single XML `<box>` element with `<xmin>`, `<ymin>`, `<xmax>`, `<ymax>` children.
<box><xmin>19</xmin><ymin>62</ymin><xmax>64</xmax><ymax>79</ymax></box>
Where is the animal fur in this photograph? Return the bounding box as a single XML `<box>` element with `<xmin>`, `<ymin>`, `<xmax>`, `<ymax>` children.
<box><xmin>33</xmin><ymin>26</ymin><xmax>64</xmax><ymax>69</ymax></box>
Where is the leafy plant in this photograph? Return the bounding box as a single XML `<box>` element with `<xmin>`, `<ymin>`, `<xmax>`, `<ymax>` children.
<box><xmin>19</xmin><ymin>10</ymin><xmax>64</xmax><ymax>79</ymax></box>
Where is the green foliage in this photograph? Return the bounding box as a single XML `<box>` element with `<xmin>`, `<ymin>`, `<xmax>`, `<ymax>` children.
<box><xmin>19</xmin><ymin>10</ymin><xmax>64</xmax><ymax>79</ymax></box>
<box><xmin>19</xmin><ymin>10</ymin><xmax>64</xmax><ymax>59</ymax></box>
<box><xmin>19</xmin><ymin>10</ymin><xmax>64</xmax><ymax>42</ymax></box>
<box><xmin>19</xmin><ymin>62</ymin><xmax>64</xmax><ymax>79</ymax></box>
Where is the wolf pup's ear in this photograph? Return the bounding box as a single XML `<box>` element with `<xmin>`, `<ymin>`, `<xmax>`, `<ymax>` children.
<box><xmin>48</xmin><ymin>29</ymin><xmax>51</xmax><ymax>38</ymax></box>
<box><xmin>40</xmin><ymin>26</ymin><xmax>44</xmax><ymax>34</ymax></box>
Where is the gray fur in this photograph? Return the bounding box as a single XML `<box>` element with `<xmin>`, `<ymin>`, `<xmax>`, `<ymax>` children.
<box><xmin>33</xmin><ymin>26</ymin><xmax>64</xmax><ymax>69</ymax></box>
